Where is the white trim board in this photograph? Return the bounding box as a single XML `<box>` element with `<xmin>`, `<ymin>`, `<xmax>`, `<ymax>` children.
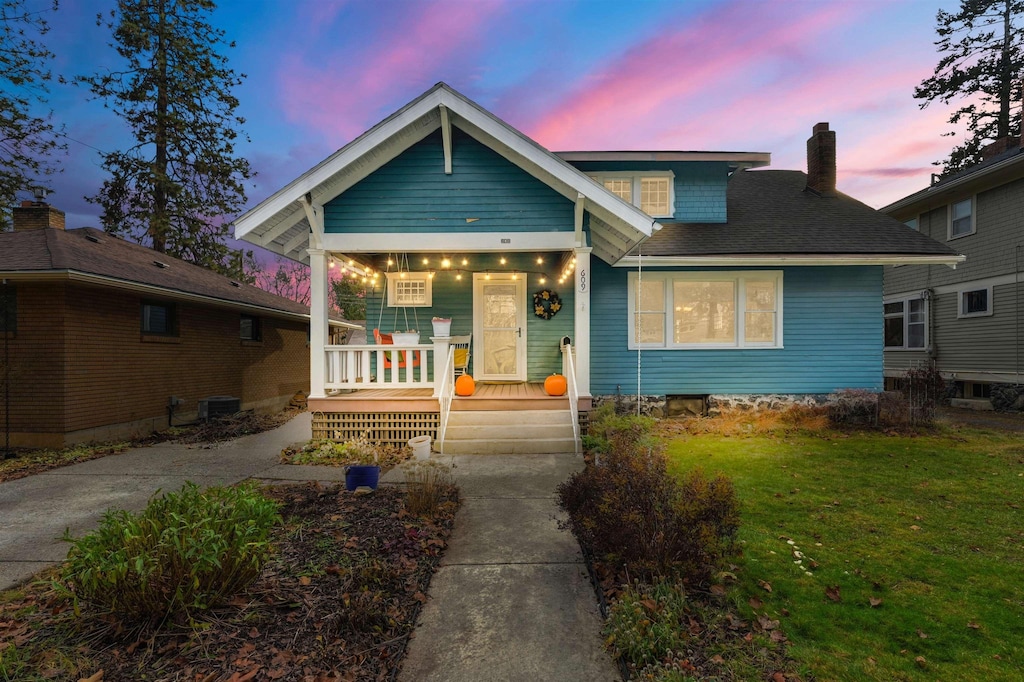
<box><xmin>615</xmin><ymin>254</ymin><xmax>965</xmax><ymax>267</ymax></box>
<box><xmin>321</xmin><ymin>231</ymin><xmax>578</xmax><ymax>253</ymax></box>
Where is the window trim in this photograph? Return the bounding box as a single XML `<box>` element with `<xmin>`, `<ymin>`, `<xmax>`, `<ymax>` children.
<box><xmin>140</xmin><ymin>300</ymin><xmax>178</xmax><ymax>337</ymax></box>
<box><xmin>957</xmin><ymin>285</ymin><xmax>993</xmax><ymax>318</ymax></box>
<box><xmin>386</xmin><ymin>272</ymin><xmax>433</xmax><ymax>307</ymax></box>
<box><xmin>883</xmin><ymin>294</ymin><xmax>927</xmax><ymax>350</ymax></box>
<box><xmin>947</xmin><ymin>196</ymin><xmax>975</xmax><ymax>240</ymax></box>
<box><xmin>590</xmin><ymin>171</ymin><xmax>676</xmax><ymax>218</ymax></box>
<box><xmin>627</xmin><ymin>270</ymin><xmax>783</xmax><ymax>350</ymax></box>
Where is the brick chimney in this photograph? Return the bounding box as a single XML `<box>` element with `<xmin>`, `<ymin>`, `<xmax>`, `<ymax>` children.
<box><xmin>12</xmin><ymin>200</ymin><xmax>65</xmax><ymax>231</ymax></box>
<box><xmin>806</xmin><ymin>122</ymin><xmax>837</xmax><ymax>197</ymax></box>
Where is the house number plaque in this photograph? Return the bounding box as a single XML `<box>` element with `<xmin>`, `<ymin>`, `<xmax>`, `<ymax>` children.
<box><xmin>577</xmin><ymin>268</ymin><xmax>588</xmax><ymax>293</ymax></box>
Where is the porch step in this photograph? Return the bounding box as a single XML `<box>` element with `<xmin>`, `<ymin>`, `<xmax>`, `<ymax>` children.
<box><xmin>441</xmin><ymin>409</ymin><xmax>578</xmax><ymax>455</ymax></box>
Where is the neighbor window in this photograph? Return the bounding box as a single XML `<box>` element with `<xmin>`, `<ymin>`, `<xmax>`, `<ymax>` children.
<box><xmin>240</xmin><ymin>314</ymin><xmax>262</xmax><ymax>341</ymax></box>
<box><xmin>958</xmin><ymin>286</ymin><xmax>992</xmax><ymax>318</ymax></box>
<box><xmin>386</xmin><ymin>272</ymin><xmax>432</xmax><ymax>307</ymax></box>
<box><xmin>0</xmin><ymin>284</ymin><xmax>15</xmax><ymax>334</ymax></box>
<box><xmin>949</xmin><ymin>198</ymin><xmax>974</xmax><ymax>239</ymax></box>
<box><xmin>591</xmin><ymin>172</ymin><xmax>675</xmax><ymax>218</ymax></box>
<box><xmin>628</xmin><ymin>271</ymin><xmax>782</xmax><ymax>349</ymax></box>
<box><xmin>141</xmin><ymin>300</ymin><xmax>177</xmax><ymax>335</ymax></box>
<box><xmin>884</xmin><ymin>296</ymin><xmax>926</xmax><ymax>349</ymax></box>
<box><xmin>904</xmin><ymin>216</ymin><xmax>919</xmax><ymax>231</ymax></box>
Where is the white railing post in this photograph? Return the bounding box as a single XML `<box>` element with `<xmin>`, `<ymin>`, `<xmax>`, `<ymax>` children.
<box><xmin>431</xmin><ymin>337</ymin><xmax>451</xmax><ymax>397</ymax></box>
<box><xmin>561</xmin><ymin>341</ymin><xmax>581</xmax><ymax>456</ymax></box>
<box><xmin>437</xmin><ymin>345</ymin><xmax>456</xmax><ymax>455</ymax></box>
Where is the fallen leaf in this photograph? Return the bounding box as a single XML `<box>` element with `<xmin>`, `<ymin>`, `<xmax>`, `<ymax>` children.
<box><xmin>413</xmin><ymin>591</ymin><xmax>428</xmax><ymax>604</ymax></box>
<box><xmin>710</xmin><ymin>654</ymin><xmax>725</xmax><ymax>664</ymax></box>
<box><xmin>915</xmin><ymin>656</ymin><xmax>927</xmax><ymax>668</ymax></box>
<box><xmin>917</xmin><ymin>629</ymin><xmax>929</xmax><ymax>639</ymax></box>
<box><xmin>825</xmin><ymin>585</ymin><xmax>841</xmax><ymax>602</ymax></box>
<box><xmin>640</xmin><ymin>598</ymin><xmax>659</xmax><ymax>611</ymax></box>
<box><xmin>910</xmin><ymin>525</ymin><xmax>921</xmax><ymax>531</ymax></box>
<box><xmin>748</xmin><ymin>597</ymin><xmax>763</xmax><ymax>610</ymax></box>
<box><xmin>758</xmin><ymin>580</ymin><xmax>773</xmax><ymax>593</ymax></box>
<box><xmin>710</xmin><ymin>584</ymin><xmax>727</xmax><ymax>596</ymax></box>
<box><xmin>78</xmin><ymin>672</ymin><xmax>104</xmax><ymax>682</ymax></box>
<box><xmin>967</xmin><ymin>621</ymin><xmax>981</xmax><ymax>630</ymax></box>
<box><xmin>869</xmin><ymin>597</ymin><xmax>883</xmax><ymax>608</ymax></box>
<box><xmin>299</xmin><ymin>576</ymin><xmax>312</xmax><ymax>586</ymax></box>
<box><xmin>758</xmin><ymin>615</ymin><xmax>780</xmax><ymax>631</ymax></box>
<box><xmin>771</xmin><ymin>672</ymin><xmax>786</xmax><ymax>682</ymax></box>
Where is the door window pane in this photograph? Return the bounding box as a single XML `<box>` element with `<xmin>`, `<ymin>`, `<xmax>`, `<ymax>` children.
<box><xmin>483</xmin><ymin>330</ymin><xmax>517</xmax><ymax>375</ymax></box>
<box><xmin>483</xmin><ymin>285</ymin><xmax>517</xmax><ymax>328</ymax></box>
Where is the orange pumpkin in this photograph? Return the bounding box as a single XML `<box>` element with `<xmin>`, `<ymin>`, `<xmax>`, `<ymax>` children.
<box><xmin>455</xmin><ymin>374</ymin><xmax>476</xmax><ymax>397</ymax></box>
<box><xmin>544</xmin><ymin>373</ymin><xmax>567</xmax><ymax>396</ymax></box>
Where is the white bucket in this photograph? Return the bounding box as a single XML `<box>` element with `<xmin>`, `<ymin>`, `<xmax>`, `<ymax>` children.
<box><xmin>431</xmin><ymin>318</ymin><xmax>452</xmax><ymax>337</ymax></box>
<box><xmin>392</xmin><ymin>332</ymin><xmax>420</xmax><ymax>345</ymax></box>
<box><xmin>409</xmin><ymin>435</ymin><xmax>431</xmax><ymax>460</ymax></box>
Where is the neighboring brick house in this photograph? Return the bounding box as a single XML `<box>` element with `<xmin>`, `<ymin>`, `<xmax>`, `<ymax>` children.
<box><xmin>0</xmin><ymin>201</ymin><xmax>314</xmax><ymax>447</ymax></box>
<box><xmin>882</xmin><ymin>135</ymin><xmax>1024</xmax><ymax>408</ymax></box>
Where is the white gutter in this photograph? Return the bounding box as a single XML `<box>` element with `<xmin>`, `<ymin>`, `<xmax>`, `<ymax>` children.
<box><xmin>613</xmin><ymin>254</ymin><xmax>966</xmax><ymax>268</ymax></box>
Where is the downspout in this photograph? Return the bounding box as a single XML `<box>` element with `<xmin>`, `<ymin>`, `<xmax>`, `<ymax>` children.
<box><xmin>2</xmin><ymin>279</ymin><xmax>10</xmax><ymax>459</ymax></box>
<box><xmin>636</xmin><ymin>244</ymin><xmax>642</xmax><ymax>416</ymax></box>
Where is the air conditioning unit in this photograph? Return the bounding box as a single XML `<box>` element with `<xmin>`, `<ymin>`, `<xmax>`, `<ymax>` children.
<box><xmin>198</xmin><ymin>396</ymin><xmax>241</xmax><ymax>420</ymax></box>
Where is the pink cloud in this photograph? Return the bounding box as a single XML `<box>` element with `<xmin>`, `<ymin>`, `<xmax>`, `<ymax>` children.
<box><xmin>277</xmin><ymin>0</ymin><xmax>506</xmax><ymax>144</ymax></box>
<box><xmin>526</xmin><ymin>0</ymin><xmax>861</xmax><ymax>150</ymax></box>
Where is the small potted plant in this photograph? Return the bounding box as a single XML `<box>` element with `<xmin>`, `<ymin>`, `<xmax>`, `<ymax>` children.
<box><xmin>341</xmin><ymin>436</ymin><xmax>381</xmax><ymax>491</ymax></box>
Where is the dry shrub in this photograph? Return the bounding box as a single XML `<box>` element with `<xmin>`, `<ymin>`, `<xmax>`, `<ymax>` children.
<box><xmin>558</xmin><ymin>426</ymin><xmax>739</xmax><ymax>585</ymax></box>
<box><xmin>664</xmin><ymin>405</ymin><xmax>828</xmax><ymax>438</ymax></box>
<box><xmin>402</xmin><ymin>460</ymin><xmax>457</xmax><ymax>516</ymax></box>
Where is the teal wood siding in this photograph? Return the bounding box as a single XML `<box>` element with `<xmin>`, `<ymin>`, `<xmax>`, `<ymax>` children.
<box><xmin>589</xmin><ymin>261</ymin><xmax>882</xmax><ymax>395</ymax></box>
<box><xmin>566</xmin><ymin>161</ymin><xmax>728</xmax><ymax>223</ymax></box>
<box><xmin>365</xmin><ymin>253</ymin><xmax>572</xmax><ymax>381</ymax></box>
<box><xmin>325</xmin><ymin>129</ymin><xmax>573</xmax><ymax>233</ymax></box>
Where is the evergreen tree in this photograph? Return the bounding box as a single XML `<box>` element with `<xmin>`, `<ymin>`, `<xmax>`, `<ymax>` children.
<box><xmin>79</xmin><ymin>0</ymin><xmax>253</xmax><ymax>279</ymax></box>
<box><xmin>914</xmin><ymin>0</ymin><xmax>1024</xmax><ymax>175</ymax></box>
<box><xmin>0</xmin><ymin>0</ymin><xmax>62</xmax><ymax>230</ymax></box>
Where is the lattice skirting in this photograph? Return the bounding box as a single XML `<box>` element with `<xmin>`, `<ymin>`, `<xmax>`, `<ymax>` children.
<box><xmin>312</xmin><ymin>411</ymin><xmax>439</xmax><ymax>445</ymax></box>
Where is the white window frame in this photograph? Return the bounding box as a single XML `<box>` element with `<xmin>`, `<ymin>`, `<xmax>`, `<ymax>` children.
<box><xmin>386</xmin><ymin>272</ymin><xmax>433</xmax><ymax>307</ymax></box>
<box><xmin>957</xmin><ymin>285</ymin><xmax>993</xmax><ymax>318</ymax></box>
<box><xmin>883</xmin><ymin>294</ymin><xmax>928</xmax><ymax>350</ymax></box>
<box><xmin>627</xmin><ymin>270</ymin><xmax>783</xmax><ymax>350</ymax></box>
<box><xmin>947</xmin><ymin>197</ymin><xmax>975</xmax><ymax>240</ymax></box>
<box><xmin>590</xmin><ymin>171</ymin><xmax>675</xmax><ymax>218</ymax></box>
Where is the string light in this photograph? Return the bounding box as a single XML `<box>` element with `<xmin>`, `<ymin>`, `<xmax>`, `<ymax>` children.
<box><xmin>456</xmin><ymin>273</ymin><xmax>462</xmax><ymax>280</ymax></box>
<box><xmin>539</xmin><ymin>277</ymin><xmax>546</xmax><ymax>284</ymax></box>
<box><xmin>484</xmin><ymin>273</ymin><xmax>491</xmax><ymax>280</ymax></box>
<box><xmin>422</xmin><ymin>257</ymin><xmax>429</xmax><ymax>265</ymax></box>
<box><xmin>499</xmin><ymin>257</ymin><xmax>507</xmax><ymax>265</ymax></box>
<box><xmin>462</xmin><ymin>258</ymin><xmax>469</xmax><ymax>266</ymax></box>
<box><xmin>536</xmin><ymin>257</ymin><xmax>544</xmax><ymax>265</ymax></box>
<box><xmin>441</xmin><ymin>258</ymin><xmax>451</xmax><ymax>269</ymax></box>
<box><xmin>387</xmin><ymin>258</ymin><xmax>394</xmax><ymax>266</ymax></box>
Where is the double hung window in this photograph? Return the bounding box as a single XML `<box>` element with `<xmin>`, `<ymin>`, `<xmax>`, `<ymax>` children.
<box><xmin>883</xmin><ymin>297</ymin><xmax>926</xmax><ymax>349</ymax></box>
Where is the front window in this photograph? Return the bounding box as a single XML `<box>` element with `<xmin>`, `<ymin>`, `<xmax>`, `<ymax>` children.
<box><xmin>884</xmin><ymin>296</ymin><xmax>926</xmax><ymax>349</ymax></box>
<box><xmin>591</xmin><ymin>172</ymin><xmax>675</xmax><ymax>218</ymax></box>
<box><xmin>629</xmin><ymin>271</ymin><xmax>782</xmax><ymax>349</ymax></box>
<box><xmin>949</xmin><ymin>198</ymin><xmax>974</xmax><ymax>239</ymax></box>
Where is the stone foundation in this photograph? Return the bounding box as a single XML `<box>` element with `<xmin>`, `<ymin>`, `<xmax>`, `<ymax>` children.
<box><xmin>591</xmin><ymin>394</ymin><xmax>667</xmax><ymax>418</ymax></box>
<box><xmin>706</xmin><ymin>394</ymin><xmax>830</xmax><ymax>415</ymax></box>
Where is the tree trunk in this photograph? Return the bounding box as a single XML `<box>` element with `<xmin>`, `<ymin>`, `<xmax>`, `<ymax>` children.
<box><xmin>151</xmin><ymin>0</ymin><xmax>169</xmax><ymax>253</ymax></box>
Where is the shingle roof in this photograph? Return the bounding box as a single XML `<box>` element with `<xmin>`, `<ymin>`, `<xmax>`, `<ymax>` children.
<box><xmin>0</xmin><ymin>226</ymin><xmax>309</xmax><ymax>317</ymax></box>
<box><xmin>637</xmin><ymin>170</ymin><xmax>962</xmax><ymax>257</ymax></box>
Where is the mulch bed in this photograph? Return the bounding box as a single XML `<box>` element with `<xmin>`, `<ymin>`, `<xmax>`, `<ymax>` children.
<box><xmin>0</xmin><ymin>481</ymin><xmax>459</xmax><ymax>681</ymax></box>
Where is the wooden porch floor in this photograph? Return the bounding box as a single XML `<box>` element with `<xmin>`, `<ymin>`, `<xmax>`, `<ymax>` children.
<box><xmin>309</xmin><ymin>382</ymin><xmax>587</xmax><ymax>413</ymax></box>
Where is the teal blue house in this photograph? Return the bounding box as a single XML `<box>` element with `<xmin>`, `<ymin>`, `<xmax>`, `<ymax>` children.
<box><xmin>233</xmin><ymin>84</ymin><xmax>961</xmax><ymax>446</ymax></box>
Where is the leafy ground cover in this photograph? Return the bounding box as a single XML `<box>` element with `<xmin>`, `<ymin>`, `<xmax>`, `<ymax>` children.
<box><xmin>280</xmin><ymin>437</ymin><xmax>412</xmax><ymax>471</ymax></box>
<box><xmin>0</xmin><ymin>409</ymin><xmax>303</xmax><ymax>484</ymax></box>
<box><xmin>0</xmin><ymin>481</ymin><xmax>459</xmax><ymax>681</ymax></box>
<box><xmin>663</xmin><ymin>422</ymin><xmax>1024</xmax><ymax>681</ymax></box>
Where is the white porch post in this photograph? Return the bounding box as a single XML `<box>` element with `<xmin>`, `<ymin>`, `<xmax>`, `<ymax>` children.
<box><xmin>573</xmin><ymin>246</ymin><xmax>592</xmax><ymax>396</ymax></box>
<box><xmin>431</xmin><ymin>336</ymin><xmax>451</xmax><ymax>397</ymax></box>
<box><xmin>308</xmin><ymin>248</ymin><xmax>328</xmax><ymax>399</ymax></box>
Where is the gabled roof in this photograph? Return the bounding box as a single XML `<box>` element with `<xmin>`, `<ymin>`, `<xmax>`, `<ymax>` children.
<box><xmin>0</xmin><ymin>227</ymin><xmax>317</xmax><ymax>320</ymax></box>
<box><xmin>233</xmin><ymin>82</ymin><xmax>662</xmax><ymax>265</ymax></box>
<box><xmin>882</xmin><ymin>144</ymin><xmax>1024</xmax><ymax>216</ymax></box>
<box><xmin>619</xmin><ymin>170</ymin><xmax>964</xmax><ymax>267</ymax></box>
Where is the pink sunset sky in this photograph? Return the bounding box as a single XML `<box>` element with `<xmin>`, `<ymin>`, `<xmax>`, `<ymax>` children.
<box><xmin>38</xmin><ymin>0</ymin><xmax>973</xmax><ymax>260</ymax></box>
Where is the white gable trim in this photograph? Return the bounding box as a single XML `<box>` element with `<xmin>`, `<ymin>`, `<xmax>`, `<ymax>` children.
<box><xmin>233</xmin><ymin>83</ymin><xmax>658</xmax><ymax>264</ymax></box>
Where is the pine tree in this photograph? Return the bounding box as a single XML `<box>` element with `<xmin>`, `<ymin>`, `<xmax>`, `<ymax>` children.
<box><xmin>0</xmin><ymin>0</ymin><xmax>62</xmax><ymax>230</ymax></box>
<box><xmin>79</xmin><ymin>0</ymin><xmax>253</xmax><ymax>279</ymax></box>
<box><xmin>914</xmin><ymin>0</ymin><xmax>1024</xmax><ymax>176</ymax></box>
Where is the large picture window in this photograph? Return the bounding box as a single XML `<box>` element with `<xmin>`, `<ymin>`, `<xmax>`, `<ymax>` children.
<box><xmin>628</xmin><ymin>271</ymin><xmax>782</xmax><ymax>349</ymax></box>
<box><xmin>884</xmin><ymin>296</ymin><xmax>926</xmax><ymax>349</ymax></box>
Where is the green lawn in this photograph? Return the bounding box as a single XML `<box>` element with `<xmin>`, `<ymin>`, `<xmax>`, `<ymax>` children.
<box><xmin>664</xmin><ymin>425</ymin><xmax>1024</xmax><ymax>681</ymax></box>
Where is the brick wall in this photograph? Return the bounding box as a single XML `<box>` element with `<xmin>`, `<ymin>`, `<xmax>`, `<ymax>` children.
<box><xmin>2</xmin><ymin>280</ymin><xmax>309</xmax><ymax>447</ymax></box>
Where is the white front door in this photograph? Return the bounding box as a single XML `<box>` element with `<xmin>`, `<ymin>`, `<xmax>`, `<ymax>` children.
<box><xmin>473</xmin><ymin>274</ymin><xmax>527</xmax><ymax>381</ymax></box>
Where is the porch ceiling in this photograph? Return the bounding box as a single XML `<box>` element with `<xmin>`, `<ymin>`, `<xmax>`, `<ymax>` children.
<box><xmin>233</xmin><ymin>82</ymin><xmax>658</xmax><ymax>266</ymax></box>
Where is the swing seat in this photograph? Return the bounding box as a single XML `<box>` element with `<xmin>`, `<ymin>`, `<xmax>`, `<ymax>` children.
<box><xmin>373</xmin><ymin>329</ymin><xmax>421</xmax><ymax>368</ymax></box>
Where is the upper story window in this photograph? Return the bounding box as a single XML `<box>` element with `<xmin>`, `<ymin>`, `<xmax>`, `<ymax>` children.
<box><xmin>628</xmin><ymin>271</ymin><xmax>782</xmax><ymax>349</ymax></box>
<box><xmin>0</xmin><ymin>283</ymin><xmax>15</xmax><ymax>334</ymax></box>
<box><xmin>240</xmin><ymin>314</ymin><xmax>262</xmax><ymax>341</ymax></box>
<box><xmin>141</xmin><ymin>300</ymin><xmax>177</xmax><ymax>336</ymax></box>
<box><xmin>386</xmin><ymin>272</ymin><xmax>433</xmax><ymax>307</ymax></box>
<box><xmin>591</xmin><ymin>172</ymin><xmax>675</xmax><ymax>218</ymax></box>
<box><xmin>948</xmin><ymin>197</ymin><xmax>974</xmax><ymax>239</ymax></box>
<box><xmin>958</xmin><ymin>286</ymin><xmax>993</xmax><ymax>318</ymax></box>
<box><xmin>884</xmin><ymin>296</ymin><xmax>926</xmax><ymax>350</ymax></box>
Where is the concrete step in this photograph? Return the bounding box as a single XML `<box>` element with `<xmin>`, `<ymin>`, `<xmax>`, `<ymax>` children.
<box><xmin>445</xmin><ymin>409</ymin><xmax>573</xmax><ymax>427</ymax></box>
<box><xmin>444</xmin><ymin>423</ymin><xmax>575</xmax><ymax>441</ymax></box>
<box><xmin>441</xmin><ymin>437</ymin><xmax>579</xmax><ymax>456</ymax></box>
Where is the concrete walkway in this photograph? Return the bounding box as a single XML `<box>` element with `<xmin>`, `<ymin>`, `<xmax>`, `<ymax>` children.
<box><xmin>0</xmin><ymin>413</ymin><xmax>316</xmax><ymax>590</ymax></box>
<box><xmin>383</xmin><ymin>454</ymin><xmax>618</xmax><ymax>682</ymax></box>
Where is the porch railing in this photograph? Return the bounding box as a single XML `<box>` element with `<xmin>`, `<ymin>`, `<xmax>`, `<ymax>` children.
<box><xmin>324</xmin><ymin>343</ymin><xmax>434</xmax><ymax>391</ymax></box>
<box><xmin>436</xmin><ymin>345</ymin><xmax>456</xmax><ymax>456</ymax></box>
<box><xmin>561</xmin><ymin>342</ymin><xmax>581</xmax><ymax>456</ymax></box>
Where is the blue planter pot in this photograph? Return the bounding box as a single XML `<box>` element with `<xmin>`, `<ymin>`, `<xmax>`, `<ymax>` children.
<box><xmin>345</xmin><ymin>465</ymin><xmax>380</xmax><ymax>491</ymax></box>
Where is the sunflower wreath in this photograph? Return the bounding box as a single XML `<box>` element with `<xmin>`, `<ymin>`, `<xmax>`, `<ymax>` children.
<box><xmin>533</xmin><ymin>289</ymin><xmax>562</xmax><ymax>320</ymax></box>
